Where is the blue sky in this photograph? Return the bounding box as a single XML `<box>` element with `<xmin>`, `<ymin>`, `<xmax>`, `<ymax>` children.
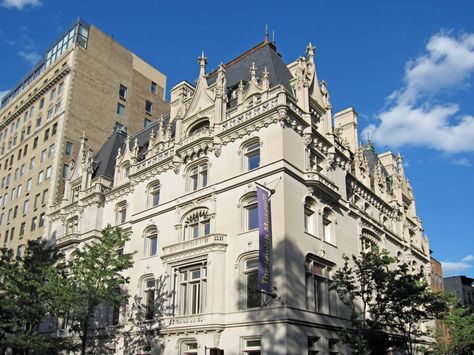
<box><xmin>0</xmin><ymin>0</ymin><xmax>473</xmax><ymax>277</ymax></box>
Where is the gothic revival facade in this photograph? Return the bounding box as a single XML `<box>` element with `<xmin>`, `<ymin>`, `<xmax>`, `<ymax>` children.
<box><xmin>49</xmin><ymin>39</ymin><xmax>430</xmax><ymax>354</ymax></box>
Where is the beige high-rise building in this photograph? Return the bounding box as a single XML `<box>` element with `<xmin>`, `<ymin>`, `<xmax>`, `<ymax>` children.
<box><xmin>0</xmin><ymin>19</ymin><xmax>168</xmax><ymax>254</ymax></box>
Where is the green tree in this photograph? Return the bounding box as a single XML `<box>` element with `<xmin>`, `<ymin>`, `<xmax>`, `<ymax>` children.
<box><xmin>331</xmin><ymin>247</ymin><xmax>447</xmax><ymax>354</ymax></box>
<box><xmin>66</xmin><ymin>225</ymin><xmax>135</xmax><ymax>355</ymax></box>
<box><xmin>0</xmin><ymin>240</ymin><xmax>71</xmax><ymax>354</ymax></box>
<box><xmin>432</xmin><ymin>293</ymin><xmax>474</xmax><ymax>354</ymax></box>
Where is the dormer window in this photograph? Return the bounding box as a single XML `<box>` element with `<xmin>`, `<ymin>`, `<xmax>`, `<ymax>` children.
<box><xmin>188</xmin><ymin>119</ymin><xmax>210</xmax><ymax>136</ymax></box>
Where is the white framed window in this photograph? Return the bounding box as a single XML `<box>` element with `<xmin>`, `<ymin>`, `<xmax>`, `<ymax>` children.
<box><xmin>119</xmin><ymin>84</ymin><xmax>127</xmax><ymax>99</ymax></box>
<box><xmin>243</xmin><ymin>140</ymin><xmax>260</xmax><ymax>171</ymax></box>
<box><xmin>115</xmin><ymin>201</ymin><xmax>127</xmax><ymax>224</ymax></box>
<box><xmin>45</xmin><ymin>166</ymin><xmax>52</xmax><ymax>179</ymax></box>
<box><xmin>241</xmin><ymin>194</ymin><xmax>258</xmax><ymax>231</ymax></box>
<box><xmin>242</xmin><ymin>258</ymin><xmax>260</xmax><ymax>309</ymax></box>
<box><xmin>142</xmin><ymin>277</ymin><xmax>156</xmax><ymax>321</ymax></box>
<box><xmin>188</xmin><ymin>118</ymin><xmax>210</xmax><ymax>136</ymax></box>
<box><xmin>144</xmin><ymin>227</ymin><xmax>158</xmax><ymax>257</ymax></box>
<box><xmin>187</xmin><ymin>162</ymin><xmax>208</xmax><ymax>191</ymax></box>
<box><xmin>180</xmin><ymin>340</ymin><xmax>198</xmax><ymax>355</ymax></box>
<box><xmin>182</xmin><ymin>208</ymin><xmax>211</xmax><ymax>241</ymax></box>
<box><xmin>241</xmin><ymin>337</ymin><xmax>261</xmax><ymax>355</ymax></box>
<box><xmin>323</xmin><ymin>208</ymin><xmax>335</xmax><ymax>244</ymax></box>
<box><xmin>147</xmin><ymin>181</ymin><xmax>160</xmax><ymax>207</ymax></box>
<box><xmin>305</xmin><ymin>255</ymin><xmax>337</xmax><ymax>315</ymax></box>
<box><xmin>174</xmin><ymin>264</ymin><xmax>207</xmax><ymax>315</ymax></box>
<box><xmin>304</xmin><ymin>197</ymin><xmax>317</xmax><ymax>235</ymax></box>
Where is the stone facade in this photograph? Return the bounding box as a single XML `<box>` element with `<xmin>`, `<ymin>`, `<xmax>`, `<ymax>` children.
<box><xmin>444</xmin><ymin>276</ymin><xmax>474</xmax><ymax>310</ymax></box>
<box><xmin>0</xmin><ymin>19</ymin><xmax>168</xmax><ymax>254</ymax></box>
<box><xmin>49</xmin><ymin>39</ymin><xmax>432</xmax><ymax>354</ymax></box>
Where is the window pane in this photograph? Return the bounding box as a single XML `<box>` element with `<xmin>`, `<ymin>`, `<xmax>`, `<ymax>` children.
<box><xmin>152</xmin><ymin>191</ymin><xmax>160</xmax><ymax>206</ymax></box>
<box><xmin>150</xmin><ymin>236</ymin><xmax>157</xmax><ymax>256</ymax></box>
<box><xmin>247</xmin><ymin>150</ymin><xmax>260</xmax><ymax>170</ymax></box>
<box><xmin>247</xmin><ymin>271</ymin><xmax>260</xmax><ymax>308</ymax></box>
<box><xmin>203</xmin><ymin>221</ymin><xmax>210</xmax><ymax>236</ymax></box>
<box><xmin>248</xmin><ymin>204</ymin><xmax>259</xmax><ymax>230</ymax></box>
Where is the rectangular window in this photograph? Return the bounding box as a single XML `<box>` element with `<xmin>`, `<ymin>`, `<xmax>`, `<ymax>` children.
<box><xmin>19</xmin><ymin>222</ymin><xmax>25</xmax><ymax>238</ymax></box>
<box><xmin>144</xmin><ymin>118</ymin><xmax>152</xmax><ymax>128</ymax></box>
<box><xmin>42</xmin><ymin>189</ymin><xmax>49</xmax><ymax>205</ymax></box>
<box><xmin>41</xmin><ymin>149</ymin><xmax>47</xmax><ymax>162</ymax></box>
<box><xmin>62</xmin><ymin>164</ymin><xmax>69</xmax><ymax>178</ymax></box>
<box><xmin>48</xmin><ymin>144</ymin><xmax>55</xmax><ymax>157</ymax></box>
<box><xmin>29</xmin><ymin>157</ymin><xmax>35</xmax><ymax>170</ymax></box>
<box><xmin>23</xmin><ymin>200</ymin><xmax>29</xmax><ymax>214</ymax></box>
<box><xmin>44</xmin><ymin>129</ymin><xmax>50</xmax><ymax>141</ymax></box>
<box><xmin>145</xmin><ymin>100</ymin><xmax>153</xmax><ymax>114</ymax></box>
<box><xmin>39</xmin><ymin>212</ymin><xmax>45</xmax><ymax>227</ymax></box>
<box><xmin>175</xmin><ymin>265</ymin><xmax>207</xmax><ymax>316</ymax></box>
<box><xmin>116</xmin><ymin>203</ymin><xmax>127</xmax><ymax>224</ymax></box>
<box><xmin>144</xmin><ymin>279</ymin><xmax>155</xmax><ymax>320</ymax></box>
<box><xmin>33</xmin><ymin>137</ymin><xmax>38</xmax><ymax>149</ymax></box>
<box><xmin>38</xmin><ymin>171</ymin><xmax>44</xmax><ymax>184</ymax></box>
<box><xmin>305</xmin><ymin>258</ymin><xmax>337</xmax><ymax>315</ymax></box>
<box><xmin>245</xmin><ymin>142</ymin><xmax>260</xmax><ymax>171</ymax></box>
<box><xmin>58</xmin><ymin>82</ymin><xmax>64</xmax><ymax>94</ymax></box>
<box><xmin>26</xmin><ymin>178</ymin><xmax>32</xmax><ymax>192</ymax></box>
<box><xmin>31</xmin><ymin>216</ymin><xmax>37</xmax><ymax>231</ymax></box>
<box><xmin>34</xmin><ymin>193</ymin><xmax>40</xmax><ymax>209</ymax></box>
<box><xmin>117</xmin><ymin>103</ymin><xmax>125</xmax><ymax>116</ymax></box>
<box><xmin>52</xmin><ymin>123</ymin><xmax>57</xmax><ymax>135</ymax></box>
<box><xmin>147</xmin><ymin>235</ymin><xmax>158</xmax><ymax>257</ymax></box>
<box><xmin>151</xmin><ymin>81</ymin><xmax>157</xmax><ymax>94</ymax></box>
<box><xmin>36</xmin><ymin>115</ymin><xmax>42</xmax><ymax>127</ymax></box>
<box><xmin>119</xmin><ymin>84</ymin><xmax>127</xmax><ymax>99</ymax></box>
<box><xmin>189</xmin><ymin>163</ymin><xmax>208</xmax><ymax>191</ymax></box>
<box><xmin>244</xmin><ymin>259</ymin><xmax>260</xmax><ymax>309</ymax></box>
<box><xmin>39</xmin><ymin>98</ymin><xmax>45</xmax><ymax>109</ymax></box>
<box><xmin>47</xmin><ymin>108</ymin><xmax>53</xmax><ymax>121</ymax></box>
<box><xmin>45</xmin><ymin>166</ymin><xmax>52</xmax><ymax>179</ymax></box>
<box><xmin>50</xmin><ymin>88</ymin><xmax>57</xmax><ymax>101</ymax></box>
<box><xmin>65</xmin><ymin>142</ymin><xmax>73</xmax><ymax>156</ymax></box>
<box><xmin>308</xmin><ymin>337</ymin><xmax>321</xmax><ymax>355</ymax></box>
<box><xmin>242</xmin><ymin>337</ymin><xmax>262</xmax><ymax>354</ymax></box>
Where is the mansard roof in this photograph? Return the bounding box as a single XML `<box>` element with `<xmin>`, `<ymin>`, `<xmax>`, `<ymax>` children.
<box><xmin>207</xmin><ymin>40</ymin><xmax>293</xmax><ymax>93</ymax></box>
<box><xmin>92</xmin><ymin>130</ymin><xmax>127</xmax><ymax>179</ymax></box>
<box><xmin>92</xmin><ymin>115</ymin><xmax>173</xmax><ymax>180</ymax></box>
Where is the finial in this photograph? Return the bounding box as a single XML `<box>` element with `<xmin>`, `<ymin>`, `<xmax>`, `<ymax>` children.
<box><xmin>198</xmin><ymin>51</ymin><xmax>207</xmax><ymax>75</ymax></box>
<box><xmin>250</xmin><ymin>62</ymin><xmax>257</xmax><ymax>80</ymax></box>
<box><xmin>306</xmin><ymin>42</ymin><xmax>315</xmax><ymax>62</ymax></box>
<box><xmin>263</xmin><ymin>66</ymin><xmax>269</xmax><ymax>79</ymax></box>
<box><xmin>265</xmin><ymin>23</ymin><xmax>269</xmax><ymax>43</ymax></box>
<box><xmin>218</xmin><ymin>62</ymin><xmax>225</xmax><ymax>72</ymax></box>
<box><xmin>272</xmin><ymin>30</ymin><xmax>275</xmax><ymax>44</ymax></box>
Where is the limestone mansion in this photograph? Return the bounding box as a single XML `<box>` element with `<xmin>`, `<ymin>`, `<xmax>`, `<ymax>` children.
<box><xmin>48</xmin><ymin>38</ymin><xmax>430</xmax><ymax>354</ymax></box>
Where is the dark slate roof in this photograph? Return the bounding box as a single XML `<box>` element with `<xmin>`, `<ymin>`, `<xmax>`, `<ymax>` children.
<box><xmin>92</xmin><ymin>130</ymin><xmax>127</xmax><ymax>179</ymax></box>
<box><xmin>92</xmin><ymin>115</ymin><xmax>173</xmax><ymax>180</ymax></box>
<box><xmin>207</xmin><ymin>41</ymin><xmax>294</xmax><ymax>93</ymax></box>
<box><xmin>91</xmin><ymin>41</ymin><xmax>293</xmax><ymax>180</ymax></box>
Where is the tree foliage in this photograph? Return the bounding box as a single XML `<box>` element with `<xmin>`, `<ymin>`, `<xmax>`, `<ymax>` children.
<box><xmin>331</xmin><ymin>247</ymin><xmax>447</xmax><ymax>355</ymax></box>
<box><xmin>66</xmin><ymin>225</ymin><xmax>135</xmax><ymax>355</ymax></box>
<box><xmin>432</xmin><ymin>293</ymin><xmax>474</xmax><ymax>355</ymax></box>
<box><xmin>0</xmin><ymin>240</ymin><xmax>71</xmax><ymax>354</ymax></box>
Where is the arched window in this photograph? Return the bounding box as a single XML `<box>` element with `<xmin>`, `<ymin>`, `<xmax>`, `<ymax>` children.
<box><xmin>115</xmin><ymin>201</ymin><xmax>127</xmax><ymax>224</ymax></box>
<box><xmin>305</xmin><ymin>254</ymin><xmax>337</xmax><ymax>315</ymax></box>
<box><xmin>147</xmin><ymin>181</ymin><xmax>160</xmax><ymax>207</ymax></box>
<box><xmin>141</xmin><ymin>276</ymin><xmax>156</xmax><ymax>321</ymax></box>
<box><xmin>187</xmin><ymin>161</ymin><xmax>208</xmax><ymax>191</ymax></box>
<box><xmin>242</xmin><ymin>138</ymin><xmax>260</xmax><ymax>171</ymax></box>
<box><xmin>144</xmin><ymin>226</ymin><xmax>158</xmax><ymax>257</ymax></box>
<box><xmin>239</xmin><ymin>255</ymin><xmax>261</xmax><ymax>309</ymax></box>
<box><xmin>323</xmin><ymin>208</ymin><xmax>335</xmax><ymax>244</ymax></box>
<box><xmin>182</xmin><ymin>208</ymin><xmax>211</xmax><ymax>241</ymax></box>
<box><xmin>361</xmin><ymin>229</ymin><xmax>380</xmax><ymax>253</ymax></box>
<box><xmin>188</xmin><ymin>119</ymin><xmax>209</xmax><ymax>135</ymax></box>
<box><xmin>241</xmin><ymin>193</ymin><xmax>258</xmax><ymax>231</ymax></box>
<box><xmin>304</xmin><ymin>197</ymin><xmax>317</xmax><ymax>235</ymax></box>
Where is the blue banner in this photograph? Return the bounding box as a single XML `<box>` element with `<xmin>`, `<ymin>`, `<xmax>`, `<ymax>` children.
<box><xmin>257</xmin><ymin>186</ymin><xmax>272</xmax><ymax>293</ymax></box>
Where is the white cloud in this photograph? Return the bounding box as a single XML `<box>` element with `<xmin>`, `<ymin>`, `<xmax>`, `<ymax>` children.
<box><xmin>441</xmin><ymin>261</ymin><xmax>472</xmax><ymax>275</ymax></box>
<box><xmin>1</xmin><ymin>0</ymin><xmax>41</xmax><ymax>10</ymax></box>
<box><xmin>453</xmin><ymin>158</ymin><xmax>471</xmax><ymax>167</ymax></box>
<box><xmin>363</xmin><ymin>32</ymin><xmax>474</xmax><ymax>153</ymax></box>
<box><xmin>18</xmin><ymin>50</ymin><xmax>40</xmax><ymax>65</ymax></box>
<box><xmin>442</xmin><ymin>255</ymin><xmax>474</xmax><ymax>275</ymax></box>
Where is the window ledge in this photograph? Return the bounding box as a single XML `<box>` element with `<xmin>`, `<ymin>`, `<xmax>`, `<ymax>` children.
<box><xmin>237</xmin><ymin>228</ymin><xmax>259</xmax><ymax>236</ymax></box>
